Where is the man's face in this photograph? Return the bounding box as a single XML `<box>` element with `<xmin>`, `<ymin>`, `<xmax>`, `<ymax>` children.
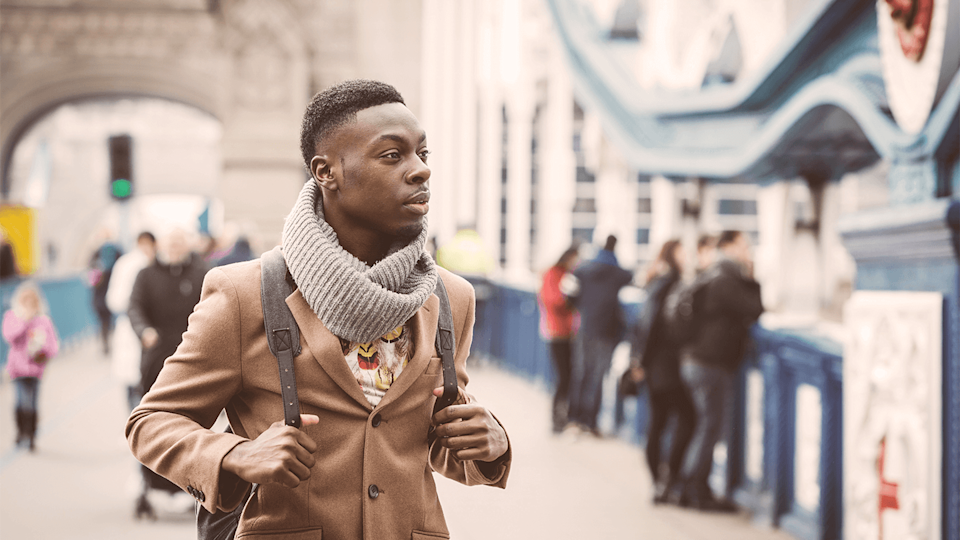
<box><xmin>313</xmin><ymin>102</ymin><xmax>431</xmax><ymax>243</ymax></box>
<box><xmin>726</xmin><ymin>233</ymin><xmax>752</xmax><ymax>265</ymax></box>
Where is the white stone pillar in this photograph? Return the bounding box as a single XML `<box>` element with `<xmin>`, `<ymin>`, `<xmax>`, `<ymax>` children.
<box><xmin>649</xmin><ymin>175</ymin><xmax>679</xmax><ymax>256</ymax></box>
<box><xmin>454</xmin><ymin>0</ymin><xmax>479</xmax><ymax>232</ymax></box>
<box><xmin>754</xmin><ymin>180</ymin><xmax>790</xmax><ymax>313</ymax></box>
<box><xmin>594</xmin><ymin>136</ymin><xmax>634</xmax><ymax>266</ymax></box>
<box><xmin>534</xmin><ymin>31</ymin><xmax>575</xmax><ymax>272</ymax></box>
<box><xmin>475</xmin><ymin>2</ymin><xmax>503</xmax><ymax>273</ymax></box>
<box><xmin>504</xmin><ymin>95</ymin><xmax>533</xmax><ymax>279</ymax></box>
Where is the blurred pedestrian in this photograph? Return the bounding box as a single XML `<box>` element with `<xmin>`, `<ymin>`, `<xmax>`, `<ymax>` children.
<box><xmin>568</xmin><ymin>235</ymin><xmax>633</xmax><ymax>437</ymax></box>
<box><xmin>538</xmin><ymin>245</ymin><xmax>580</xmax><ymax>433</ymax></box>
<box><xmin>106</xmin><ymin>231</ymin><xmax>156</xmax><ymax>411</ymax></box>
<box><xmin>627</xmin><ymin>239</ymin><xmax>696</xmax><ymax>502</ymax></box>
<box><xmin>695</xmin><ymin>234</ymin><xmax>717</xmax><ymax>274</ymax></box>
<box><xmin>89</xmin><ymin>233</ymin><xmax>123</xmax><ymax>355</ymax></box>
<box><xmin>1</xmin><ymin>228</ymin><xmax>18</xmax><ymax>280</ymax></box>
<box><xmin>676</xmin><ymin>230</ymin><xmax>763</xmax><ymax>510</ymax></box>
<box><xmin>208</xmin><ymin>235</ymin><xmax>255</xmax><ymax>267</ymax></box>
<box><xmin>3</xmin><ymin>282</ymin><xmax>60</xmax><ymax>452</ymax></box>
<box><xmin>127</xmin><ymin>227</ymin><xmax>207</xmax><ymax>517</ymax></box>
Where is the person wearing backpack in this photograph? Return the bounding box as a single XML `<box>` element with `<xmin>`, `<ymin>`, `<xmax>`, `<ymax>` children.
<box><xmin>126</xmin><ymin>80</ymin><xmax>510</xmax><ymax>540</ymax></box>
<box><xmin>626</xmin><ymin>239</ymin><xmax>696</xmax><ymax>503</ymax></box>
<box><xmin>675</xmin><ymin>230</ymin><xmax>763</xmax><ymax>510</ymax></box>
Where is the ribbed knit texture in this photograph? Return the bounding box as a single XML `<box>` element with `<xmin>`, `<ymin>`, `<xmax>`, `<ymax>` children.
<box><xmin>281</xmin><ymin>181</ymin><xmax>438</xmax><ymax>343</ymax></box>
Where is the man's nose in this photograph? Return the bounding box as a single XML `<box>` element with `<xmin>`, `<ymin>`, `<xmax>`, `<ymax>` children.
<box><xmin>408</xmin><ymin>159</ymin><xmax>430</xmax><ymax>184</ymax></box>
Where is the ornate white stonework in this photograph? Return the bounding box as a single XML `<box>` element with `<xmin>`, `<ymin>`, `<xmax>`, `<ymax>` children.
<box><xmin>795</xmin><ymin>383</ymin><xmax>822</xmax><ymax>512</ymax></box>
<box><xmin>844</xmin><ymin>291</ymin><xmax>942</xmax><ymax>540</ymax></box>
<box><xmin>745</xmin><ymin>369</ymin><xmax>765</xmax><ymax>483</ymax></box>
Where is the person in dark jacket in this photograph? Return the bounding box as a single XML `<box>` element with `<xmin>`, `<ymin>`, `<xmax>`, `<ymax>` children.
<box><xmin>676</xmin><ymin>230</ymin><xmax>763</xmax><ymax>510</ymax></box>
<box><xmin>627</xmin><ymin>239</ymin><xmax>696</xmax><ymax>502</ymax></box>
<box><xmin>127</xmin><ymin>227</ymin><xmax>208</xmax><ymax>515</ymax></box>
<box><xmin>89</xmin><ymin>238</ymin><xmax>123</xmax><ymax>355</ymax></box>
<box><xmin>568</xmin><ymin>235</ymin><xmax>633</xmax><ymax>436</ymax></box>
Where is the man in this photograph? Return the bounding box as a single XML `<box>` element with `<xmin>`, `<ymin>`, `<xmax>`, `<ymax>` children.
<box><xmin>568</xmin><ymin>235</ymin><xmax>632</xmax><ymax>436</ymax></box>
<box><xmin>126</xmin><ymin>80</ymin><xmax>510</xmax><ymax>540</ymax></box>
<box><xmin>695</xmin><ymin>234</ymin><xmax>717</xmax><ymax>275</ymax></box>
<box><xmin>106</xmin><ymin>231</ymin><xmax>156</xmax><ymax>411</ymax></box>
<box><xmin>676</xmin><ymin>230</ymin><xmax>763</xmax><ymax>510</ymax></box>
<box><xmin>127</xmin><ymin>227</ymin><xmax>208</xmax><ymax>516</ymax></box>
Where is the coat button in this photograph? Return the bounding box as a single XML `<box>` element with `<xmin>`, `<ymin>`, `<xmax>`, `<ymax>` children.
<box><xmin>368</xmin><ymin>484</ymin><xmax>379</xmax><ymax>499</ymax></box>
<box><xmin>371</xmin><ymin>413</ymin><xmax>382</xmax><ymax>427</ymax></box>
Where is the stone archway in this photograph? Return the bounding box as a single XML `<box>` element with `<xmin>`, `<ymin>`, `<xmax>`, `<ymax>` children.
<box><xmin>0</xmin><ymin>0</ymin><xmax>308</xmax><ymax>249</ymax></box>
<box><xmin>1</xmin><ymin>0</ymin><xmax>426</xmax><ymax>254</ymax></box>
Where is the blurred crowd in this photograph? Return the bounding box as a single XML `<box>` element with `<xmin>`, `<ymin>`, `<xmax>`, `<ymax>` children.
<box><xmin>538</xmin><ymin>230</ymin><xmax>763</xmax><ymax>512</ymax></box>
<box><xmin>3</xmin><ymin>223</ymin><xmax>258</xmax><ymax>518</ymax></box>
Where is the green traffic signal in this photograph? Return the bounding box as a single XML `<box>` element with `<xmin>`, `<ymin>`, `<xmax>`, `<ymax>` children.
<box><xmin>111</xmin><ymin>178</ymin><xmax>132</xmax><ymax>199</ymax></box>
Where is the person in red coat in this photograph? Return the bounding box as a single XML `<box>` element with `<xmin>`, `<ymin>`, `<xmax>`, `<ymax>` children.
<box><xmin>538</xmin><ymin>246</ymin><xmax>580</xmax><ymax>433</ymax></box>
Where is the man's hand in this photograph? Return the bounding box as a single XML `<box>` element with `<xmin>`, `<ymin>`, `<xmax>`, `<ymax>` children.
<box><xmin>431</xmin><ymin>387</ymin><xmax>508</xmax><ymax>463</ymax></box>
<box><xmin>141</xmin><ymin>327</ymin><xmax>159</xmax><ymax>349</ymax></box>
<box><xmin>221</xmin><ymin>414</ymin><xmax>319</xmax><ymax>488</ymax></box>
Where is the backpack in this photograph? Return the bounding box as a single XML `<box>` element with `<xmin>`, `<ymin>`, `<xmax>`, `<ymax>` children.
<box><xmin>660</xmin><ymin>268</ymin><xmax>716</xmax><ymax>346</ymax></box>
<box><xmin>197</xmin><ymin>247</ymin><xmax>458</xmax><ymax>540</ymax></box>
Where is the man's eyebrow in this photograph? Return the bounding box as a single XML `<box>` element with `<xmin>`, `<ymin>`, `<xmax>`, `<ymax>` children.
<box><xmin>375</xmin><ymin>132</ymin><xmax>428</xmax><ymax>145</ymax></box>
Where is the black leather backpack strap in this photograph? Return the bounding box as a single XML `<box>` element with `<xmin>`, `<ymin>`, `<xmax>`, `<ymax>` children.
<box><xmin>433</xmin><ymin>277</ymin><xmax>458</xmax><ymax>414</ymax></box>
<box><xmin>260</xmin><ymin>246</ymin><xmax>302</xmax><ymax>429</ymax></box>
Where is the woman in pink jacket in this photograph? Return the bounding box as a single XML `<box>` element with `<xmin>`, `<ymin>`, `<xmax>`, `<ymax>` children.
<box><xmin>3</xmin><ymin>281</ymin><xmax>59</xmax><ymax>452</ymax></box>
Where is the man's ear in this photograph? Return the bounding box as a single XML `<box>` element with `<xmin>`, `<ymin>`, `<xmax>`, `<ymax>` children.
<box><xmin>310</xmin><ymin>155</ymin><xmax>338</xmax><ymax>191</ymax></box>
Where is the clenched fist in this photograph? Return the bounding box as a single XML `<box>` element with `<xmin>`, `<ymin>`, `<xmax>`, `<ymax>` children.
<box><xmin>431</xmin><ymin>387</ymin><xmax>508</xmax><ymax>463</ymax></box>
<box><xmin>222</xmin><ymin>414</ymin><xmax>319</xmax><ymax>488</ymax></box>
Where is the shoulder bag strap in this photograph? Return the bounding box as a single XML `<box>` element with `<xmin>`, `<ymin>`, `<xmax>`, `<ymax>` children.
<box><xmin>260</xmin><ymin>246</ymin><xmax>302</xmax><ymax>429</ymax></box>
<box><xmin>433</xmin><ymin>277</ymin><xmax>458</xmax><ymax>414</ymax></box>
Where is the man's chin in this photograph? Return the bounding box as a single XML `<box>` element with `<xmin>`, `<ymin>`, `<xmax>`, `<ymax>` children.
<box><xmin>394</xmin><ymin>222</ymin><xmax>424</xmax><ymax>243</ymax></box>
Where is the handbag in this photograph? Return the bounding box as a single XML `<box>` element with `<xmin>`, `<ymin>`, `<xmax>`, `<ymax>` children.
<box><xmin>197</xmin><ymin>247</ymin><xmax>458</xmax><ymax>540</ymax></box>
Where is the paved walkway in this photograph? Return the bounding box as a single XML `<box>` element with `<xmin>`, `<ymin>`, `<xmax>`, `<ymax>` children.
<box><xmin>0</xmin><ymin>339</ymin><xmax>795</xmax><ymax>540</ymax></box>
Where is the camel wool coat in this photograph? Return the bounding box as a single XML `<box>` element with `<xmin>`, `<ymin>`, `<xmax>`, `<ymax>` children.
<box><xmin>126</xmin><ymin>259</ymin><xmax>511</xmax><ymax>540</ymax></box>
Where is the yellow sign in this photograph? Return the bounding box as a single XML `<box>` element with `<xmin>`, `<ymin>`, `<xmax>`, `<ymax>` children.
<box><xmin>0</xmin><ymin>205</ymin><xmax>36</xmax><ymax>275</ymax></box>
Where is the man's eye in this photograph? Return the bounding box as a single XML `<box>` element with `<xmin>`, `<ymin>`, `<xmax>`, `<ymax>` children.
<box><xmin>419</xmin><ymin>150</ymin><xmax>431</xmax><ymax>161</ymax></box>
<box><xmin>383</xmin><ymin>152</ymin><xmax>400</xmax><ymax>160</ymax></box>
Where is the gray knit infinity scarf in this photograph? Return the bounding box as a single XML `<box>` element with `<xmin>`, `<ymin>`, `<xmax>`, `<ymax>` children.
<box><xmin>281</xmin><ymin>181</ymin><xmax>438</xmax><ymax>343</ymax></box>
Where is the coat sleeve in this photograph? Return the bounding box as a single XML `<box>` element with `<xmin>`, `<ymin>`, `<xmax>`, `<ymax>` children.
<box><xmin>429</xmin><ymin>276</ymin><xmax>511</xmax><ymax>488</ymax></box>
<box><xmin>2</xmin><ymin>310</ymin><xmax>28</xmax><ymax>344</ymax></box>
<box><xmin>126</xmin><ymin>269</ymin><xmax>151</xmax><ymax>339</ymax></box>
<box><xmin>125</xmin><ymin>267</ymin><xmax>250</xmax><ymax>513</ymax></box>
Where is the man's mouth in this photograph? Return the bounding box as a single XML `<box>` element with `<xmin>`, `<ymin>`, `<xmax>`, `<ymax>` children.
<box><xmin>403</xmin><ymin>192</ymin><xmax>430</xmax><ymax>215</ymax></box>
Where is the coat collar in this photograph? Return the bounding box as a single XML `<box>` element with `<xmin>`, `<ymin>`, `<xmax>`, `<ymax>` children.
<box><xmin>285</xmin><ymin>289</ymin><xmax>440</xmax><ymax>412</ymax></box>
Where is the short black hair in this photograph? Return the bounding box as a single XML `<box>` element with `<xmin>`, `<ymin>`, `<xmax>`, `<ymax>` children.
<box><xmin>603</xmin><ymin>235</ymin><xmax>617</xmax><ymax>251</ymax></box>
<box><xmin>137</xmin><ymin>231</ymin><xmax>156</xmax><ymax>244</ymax></box>
<box><xmin>299</xmin><ymin>79</ymin><xmax>405</xmax><ymax>170</ymax></box>
<box><xmin>697</xmin><ymin>234</ymin><xmax>716</xmax><ymax>250</ymax></box>
<box><xmin>716</xmin><ymin>230</ymin><xmax>742</xmax><ymax>248</ymax></box>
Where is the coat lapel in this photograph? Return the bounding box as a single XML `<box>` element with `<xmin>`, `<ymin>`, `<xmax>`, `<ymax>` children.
<box><xmin>375</xmin><ymin>292</ymin><xmax>439</xmax><ymax>412</ymax></box>
<box><xmin>285</xmin><ymin>290</ymin><xmax>371</xmax><ymax>411</ymax></box>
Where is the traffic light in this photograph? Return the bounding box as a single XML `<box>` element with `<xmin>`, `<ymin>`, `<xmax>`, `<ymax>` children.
<box><xmin>108</xmin><ymin>135</ymin><xmax>133</xmax><ymax>200</ymax></box>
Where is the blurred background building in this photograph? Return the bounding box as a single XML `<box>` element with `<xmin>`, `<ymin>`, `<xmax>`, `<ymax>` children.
<box><xmin>1</xmin><ymin>1</ymin><xmax>958</xmax><ymax>539</ymax></box>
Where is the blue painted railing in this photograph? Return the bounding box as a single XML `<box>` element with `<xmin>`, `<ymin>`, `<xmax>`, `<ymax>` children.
<box><xmin>1</xmin><ymin>275</ymin><xmax>99</xmax><ymax>369</ymax></box>
<box><xmin>466</xmin><ymin>276</ymin><xmax>843</xmax><ymax>540</ymax></box>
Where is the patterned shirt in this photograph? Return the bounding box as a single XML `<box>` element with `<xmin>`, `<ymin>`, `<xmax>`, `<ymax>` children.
<box><xmin>340</xmin><ymin>322</ymin><xmax>415</xmax><ymax>407</ymax></box>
